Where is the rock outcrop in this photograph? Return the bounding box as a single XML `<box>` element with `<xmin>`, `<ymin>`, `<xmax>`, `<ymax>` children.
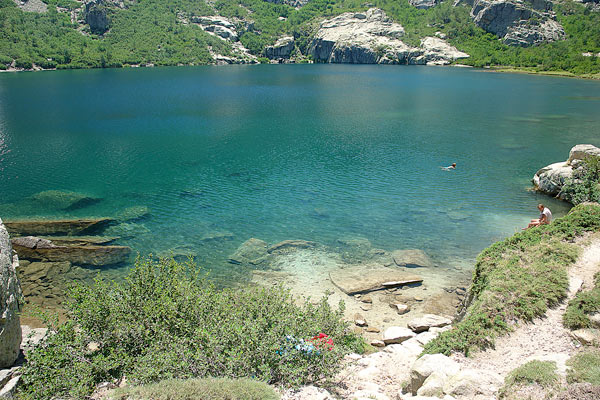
<box><xmin>262</xmin><ymin>0</ymin><xmax>309</xmax><ymax>7</ymax></box>
<box><xmin>85</xmin><ymin>0</ymin><xmax>110</xmax><ymax>34</ymax></box>
<box><xmin>470</xmin><ymin>0</ymin><xmax>565</xmax><ymax>46</ymax></box>
<box><xmin>532</xmin><ymin>144</ymin><xmax>600</xmax><ymax>201</ymax></box>
<box><xmin>264</xmin><ymin>36</ymin><xmax>295</xmax><ymax>60</ymax></box>
<box><xmin>410</xmin><ymin>0</ymin><xmax>440</xmax><ymax>9</ymax></box>
<box><xmin>309</xmin><ymin>9</ymin><xmax>469</xmax><ymax>65</ymax></box>
<box><xmin>0</xmin><ymin>219</ymin><xmax>22</xmax><ymax>368</ymax></box>
<box><xmin>4</xmin><ymin>218</ymin><xmax>113</xmax><ymax>236</ymax></box>
<box><xmin>193</xmin><ymin>16</ymin><xmax>238</xmax><ymax>41</ymax></box>
<box><xmin>12</xmin><ymin>0</ymin><xmax>47</xmax><ymax>13</ymax></box>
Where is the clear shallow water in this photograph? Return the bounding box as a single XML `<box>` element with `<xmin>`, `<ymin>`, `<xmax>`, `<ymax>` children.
<box><xmin>0</xmin><ymin>65</ymin><xmax>598</xmax><ymax>282</ymax></box>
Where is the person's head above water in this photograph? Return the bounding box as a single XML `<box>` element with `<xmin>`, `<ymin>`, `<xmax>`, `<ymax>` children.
<box><xmin>451</xmin><ymin>163</ymin><xmax>456</xmax><ymax>167</ymax></box>
<box><xmin>538</xmin><ymin>203</ymin><xmax>545</xmax><ymax>211</ymax></box>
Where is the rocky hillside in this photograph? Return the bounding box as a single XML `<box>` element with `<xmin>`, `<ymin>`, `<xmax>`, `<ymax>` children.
<box><xmin>0</xmin><ymin>0</ymin><xmax>599</xmax><ymax>74</ymax></box>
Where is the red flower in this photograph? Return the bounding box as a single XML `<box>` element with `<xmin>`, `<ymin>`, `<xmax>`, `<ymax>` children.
<box><xmin>309</xmin><ymin>333</ymin><xmax>334</xmax><ymax>351</ymax></box>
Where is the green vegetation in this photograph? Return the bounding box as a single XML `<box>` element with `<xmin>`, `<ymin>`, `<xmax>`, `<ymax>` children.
<box><xmin>564</xmin><ymin>271</ymin><xmax>600</xmax><ymax>330</ymax></box>
<box><xmin>16</xmin><ymin>257</ymin><xmax>361</xmax><ymax>400</ymax></box>
<box><xmin>562</xmin><ymin>155</ymin><xmax>600</xmax><ymax>205</ymax></box>
<box><xmin>424</xmin><ymin>203</ymin><xmax>600</xmax><ymax>356</ymax></box>
<box><xmin>113</xmin><ymin>377</ymin><xmax>280</xmax><ymax>400</ymax></box>
<box><xmin>567</xmin><ymin>350</ymin><xmax>600</xmax><ymax>385</ymax></box>
<box><xmin>1</xmin><ymin>0</ymin><xmax>599</xmax><ymax>74</ymax></box>
<box><xmin>500</xmin><ymin>360</ymin><xmax>559</xmax><ymax>398</ymax></box>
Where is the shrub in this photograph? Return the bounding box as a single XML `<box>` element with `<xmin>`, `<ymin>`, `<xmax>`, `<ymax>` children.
<box><xmin>112</xmin><ymin>377</ymin><xmax>279</xmax><ymax>400</ymax></box>
<box><xmin>562</xmin><ymin>155</ymin><xmax>600</xmax><ymax>205</ymax></box>
<box><xmin>16</xmin><ymin>257</ymin><xmax>359</xmax><ymax>400</ymax></box>
<box><xmin>424</xmin><ymin>204</ymin><xmax>600</xmax><ymax>356</ymax></box>
<box><xmin>567</xmin><ymin>350</ymin><xmax>600</xmax><ymax>385</ymax></box>
<box><xmin>564</xmin><ymin>272</ymin><xmax>600</xmax><ymax>330</ymax></box>
<box><xmin>500</xmin><ymin>360</ymin><xmax>559</xmax><ymax>399</ymax></box>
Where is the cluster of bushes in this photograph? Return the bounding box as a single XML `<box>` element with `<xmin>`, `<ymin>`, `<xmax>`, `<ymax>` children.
<box><xmin>423</xmin><ymin>203</ymin><xmax>600</xmax><ymax>356</ymax></box>
<box><xmin>562</xmin><ymin>155</ymin><xmax>600</xmax><ymax>205</ymax></box>
<box><xmin>16</xmin><ymin>257</ymin><xmax>363</xmax><ymax>400</ymax></box>
<box><xmin>564</xmin><ymin>271</ymin><xmax>600</xmax><ymax>330</ymax></box>
<box><xmin>1</xmin><ymin>0</ymin><xmax>600</xmax><ymax>74</ymax></box>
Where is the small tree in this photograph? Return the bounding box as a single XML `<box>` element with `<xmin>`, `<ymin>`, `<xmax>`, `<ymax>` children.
<box><xmin>562</xmin><ymin>155</ymin><xmax>600</xmax><ymax>205</ymax></box>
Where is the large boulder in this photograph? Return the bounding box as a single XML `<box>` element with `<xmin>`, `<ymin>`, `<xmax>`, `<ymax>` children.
<box><xmin>392</xmin><ymin>249</ymin><xmax>435</xmax><ymax>268</ymax></box>
<box><xmin>410</xmin><ymin>354</ymin><xmax>460</xmax><ymax>395</ymax></box>
<box><xmin>532</xmin><ymin>144</ymin><xmax>600</xmax><ymax>201</ymax></box>
<box><xmin>329</xmin><ymin>264</ymin><xmax>422</xmax><ymax>295</ymax></box>
<box><xmin>228</xmin><ymin>238</ymin><xmax>269</xmax><ymax>265</ymax></box>
<box><xmin>3</xmin><ymin>218</ymin><xmax>113</xmax><ymax>236</ymax></box>
<box><xmin>28</xmin><ymin>190</ymin><xmax>101</xmax><ymax>211</ymax></box>
<box><xmin>264</xmin><ymin>36</ymin><xmax>296</xmax><ymax>59</ymax></box>
<box><xmin>470</xmin><ymin>0</ymin><xmax>564</xmax><ymax>46</ymax></box>
<box><xmin>12</xmin><ymin>236</ymin><xmax>130</xmax><ymax>266</ymax></box>
<box><xmin>408</xmin><ymin>314</ymin><xmax>452</xmax><ymax>333</ymax></box>
<box><xmin>0</xmin><ymin>218</ymin><xmax>22</xmax><ymax>368</ymax></box>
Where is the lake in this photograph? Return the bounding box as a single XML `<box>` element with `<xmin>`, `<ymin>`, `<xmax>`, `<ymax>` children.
<box><xmin>1</xmin><ymin>64</ymin><xmax>599</xmax><ymax>285</ymax></box>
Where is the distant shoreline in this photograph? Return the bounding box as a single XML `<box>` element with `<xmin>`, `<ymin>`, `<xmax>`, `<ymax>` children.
<box><xmin>2</xmin><ymin>63</ymin><xmax>600</xmax><ymax>80</ymax></box>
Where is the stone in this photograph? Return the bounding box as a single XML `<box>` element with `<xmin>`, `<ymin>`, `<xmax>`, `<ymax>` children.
<box><xmin>417</xmin><ymin>371</ymin><xmax>448</xmax><ymax>397</ymax></box>
<box><xmin>29</xmin><ymin>189</ymin><xmax>101</xmax><ymax>211</ymax></box>
<box><xmin>366</xmin><ymin>326</ymin><xmax>380</xmax><ymax>333</ymax></box>
<box><xmin>0</xmin><ymin>375</ymin><xmax>20</xmax><ymax>398</ymax></box>
<box><xmin>41</xmin><ymin>236</ymin><xmax>118</xmax><ymax>247</ymax></box>
<box><xmin>12</xmin><ymin>238</ymin><xmax>131</xmax><ymax>266</ymax></box>
<box><xmin>410</xmin><ymin>0</ymin><xmax>439</xmax><ymax>8</ymax></box>
<box><xmin>392</xmin><ymin>303</ymin><xmax>410</xmax><ymax>314</ymax></box>
<box><xmin>410</xmin><ymin>354</ymin><xmax>460</xmax><ymax>395</ymax></box>
<box><xmin>21</xmin><ymin>325</ymin><xmax>48</xmax><ymax>353</ymax></box>
<box><xmin>420</xmin><ymin>37</ymin><xmax>470</xmax><ymax>65</ymax></box>
<box><xmin>267</xmin><ymin>239</ymin><xmax>317</xmax><ymax>253</ymax></box>
<box><xmin>442</xmin><ymin>369</ymin><xmax>503</xmax><ymax>397</ymax></box>
<box><xmin>361</xmin><ymin>295</ymin><xmax>373</xmax><ymax>303</ymax></box>
<box><xmin>264</xmin><ymin>36</ymin><xmax>295</xmax><ymax>59</ymax></box>
<box><xmin>589</xmin><ymin>313</ymin><xmax>600</xmax><ymax>328</ymax></box>
<box><xmin>382</xmin><ymin>326</ymin><xmax>416</xmax><ymax>345</ymax></box>
<box><xmin>415</xmin><ymin>331</ymin><xmax>438</xmax><ymax>345</ymax></box>
<box><xmin>329</xmin><ymin>264</ymin><xmax>422</xmax><ymax>295</ymax></box>
<box><xmin>408</xmin><ymin>314</ymin><xmax>452</xmax><ymax>333</ymax></box>
<box><xmin>360</xmin><ymin>304</ymin><xmax>373</xmax><ymax>311</ymax></box>
<box><xmin>192</xmin><ymin>16</ymin><xmax>238</xmax><ymax>41</ymax></box>
<box><xmin>371</xmin><ymin>339</ymin><xmax>385</xmax><ymax>347</ymax></box>
<box><xmin>228</xmin><ymin>238</ymin><xmax>269</xmax><ymax>265</ymax></box>
<box><xmin>4</xmin><ymin>218</ymin><xmax>113</xmax><ymax>236</ymax></box>
<box><xmin>280</xmin><ymin>385</ymin><xmax>336</xmax><ymax>400</ymax></box>
<box><xmin>354</xmin><ymin>313</ymin><xmax>368</xmax><ymax>326</ymax></box>
<box><xmin>392</xmin><ymin>249</ymin><xmax>435</xmax><ymax>268</ymax></box>
<box><xmin>470</xmin><ymin>0</ymin><xmax>565</xmax><ymax>46</ymax></box>
<box><xmin>309</xmin><ymin>8</ymin><xmax>469</xmax><ymax>65</ymax></box>
<box><xmin>533</xmin><ymin>144</ymin><xmax>600</xmax><ymax>201</ymax></box>
<box><xmin>0</xmin><ymin>219</ymin><xmax>22</xmax><ymax>368</ymax></box>
<box><xmin>200</xmin><ymin>231</ymin><xmax>234</xmax><ymax>242</ymax></box>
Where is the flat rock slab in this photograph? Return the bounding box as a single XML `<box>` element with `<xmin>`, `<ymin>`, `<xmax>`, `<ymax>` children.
<box><xmin>408</xmin><ymin>314</ymin><xmax>452</xmax><ymax>333</ymax></box>
<box><xmin>13</xmin><ymin>242</ymin><xmax>130</xmax><ymax>266</ymax></box>
<box><xmin>392</xmin><ymin>249</ymin><xmax>435</xmax><ymax>268</ymax></box>
<box><xmin>329</xmin><ymin>264</ymin><xmax>422</xmax><ymax>295</ymax></box>
<box><xmin>267</xmin><ymin>239</ymin><xmax>317</xmax><ymax>253</ymax></box>
<box><xmin>4</xmin><ymin>218</ymin><xmax>113</xmax><ymax>236</ymax></box>
<box><xmin>39</xmin><ymin>236</ymin><xmax>118</xmax><ymax>246</ymax></box>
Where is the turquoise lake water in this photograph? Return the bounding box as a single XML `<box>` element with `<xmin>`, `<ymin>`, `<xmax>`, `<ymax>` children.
<box><xmin>0</xmin><ymin>65</ymin><xmax>599</xmax><ymax>283</ymax></box>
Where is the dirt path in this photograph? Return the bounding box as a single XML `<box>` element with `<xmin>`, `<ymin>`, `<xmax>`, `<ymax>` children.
<box><xmin>454</xmin><ymin>236</ymin><xmax>600</xmax><ymax>381</ymax></box>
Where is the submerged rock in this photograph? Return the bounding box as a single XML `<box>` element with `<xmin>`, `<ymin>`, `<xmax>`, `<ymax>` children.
<box><xmin>12</xmin><ymin>236</ymin><xmax>130</xmax><ymax>266</ymax></box>
<box><xmin>0</xmin><ymin>218</ymin><xmax>22</xmax><ymax>368</ymax></box>
<box><xmin>4</xmin><ymin>218</ymin><xmax>113</xmax><ymax>236</ymax></box>
<box><xmin>392</xmin><ymin>249</ymin><xmax>435</xmax><ymax>268</ymax></box>
<box><xmin>267</xmin><ymin>239</ymin><xmax>317</xmax><ymax>253</ymax></box>
<box><xmin>228</xmin><ymin>238</ymin><xmax>269</xmax><ymax>265</ymax></box>
<box><xmin>116</xmin><ymin>206</ymin><xmax>150</xmax><ymax>222</ymax></box>
<box><xmin>329</xmin><ymin>264</ymin><xmax>422</xmax><ymax>294</ymax></box>
<box><xmin>28</xmin><ymin>190</ymin><xmax>101</xmax><ymax>211</ymax></box>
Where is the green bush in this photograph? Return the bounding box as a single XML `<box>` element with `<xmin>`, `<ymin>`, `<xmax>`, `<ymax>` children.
<box><xmin>424</xmin><ymin>204</ymin><xmax>600</xmax><ymax>356</ymax></box>
<box><xmin>500</xmin><ymin>360</ymin><xmax>559</xmax><ymax>398</ymax></box>
<box><xmin>564</xmin><ymin>272</ymin><xmax>600</xmax><ymax>330</ymax></box>
<box><xmin>17</xmin><ymin>257</ymin><xmax>359</xmax><ymax>400</ymax></box>
<box><xmin>567</xmin><ymin>350</ymin><xmax>600</xmax><ymax>385</ymax></box>
<box><xmin>562</xmin><ymin>155</ymin><xmax>600</xmax><ymax>205</ymax></box>
<box><xmin>113</xmin><ymin>377</ymin><xmax>279</xmax><ymax>400</ymax></box>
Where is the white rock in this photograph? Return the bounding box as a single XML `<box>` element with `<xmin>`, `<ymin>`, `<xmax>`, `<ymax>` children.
<box><xmin>383</xmin><ymin>326</ymin><xmax>416</xmax><ymax>344</ymax></box>
<box><xmin>410</xmin><ymin>354</ymin><xmax>460</xmax><ymax>395</ymax></box>
<box><xmin>417</xmin><ymin>371</ymin><xmax>448</xmax><ymax>397</ymax></box>
<box><xmin>280</xmin><ymin>385</ymin><xmax>335</xmax><ymax>400</ymax></box>
<box><xmin>393</xmin><ymin>303</ymin><xmax>410</xmax><ymax>314</ymax></box>
<box><xmin>415</xmin><ymin>331</ymin><xmax>438</xmax><ymax>345</ymax></box>
<box><xmin>408</xmin><ymin>314</ymin><xmax>452</xmax><ymax>333</ymax></box>
<box><xmin>371</xmin><ymin>339</ymin><xmax>386</xmax><ymax>347</ymax></box>
<box><xmin>420</xmin><ymin>37</ymin><xmax>469</xmax><ymax>65</ymax></box>
<box><xmin>442</xmin><ymin>369</ymin><xmax>503</xmax><ymax>397</ymax></box>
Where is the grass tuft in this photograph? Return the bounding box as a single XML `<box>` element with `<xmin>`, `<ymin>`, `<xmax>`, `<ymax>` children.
<box><xmin>567</xmin><ymin>350</ymin><xmax>600</xmax><ymax>385</ymax></box>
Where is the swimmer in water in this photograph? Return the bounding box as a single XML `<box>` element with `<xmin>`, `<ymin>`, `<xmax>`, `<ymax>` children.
<box><xmin>441</xmin><ymin>162</ymin><xmax>456</xmax><ymax>171</ymax></box>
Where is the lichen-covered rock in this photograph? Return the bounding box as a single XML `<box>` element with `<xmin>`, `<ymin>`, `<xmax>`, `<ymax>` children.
<box><xmin>470</xmin><ymin>0</ymin><xmax>565</xmax><ymax>46</ymax></box>
<box><xmin>264</xmin><ymin>36</ymin><xmax>295</xmax><ymax>59</ymax></box>
<box><xmin>0</xmin><ymin>218</ymin><xmax>22</xmax><ymax>368</ymax></box>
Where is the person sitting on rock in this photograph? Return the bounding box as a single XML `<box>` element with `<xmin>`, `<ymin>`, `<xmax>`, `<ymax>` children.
<box><xmin>524</xmin><ymin>203</ymin><xmax>552</xmax><ymax>229</ymax></box>
<box><xmin>441</xmin><ymin>163</ymin><xmax>456</xmax><ymax>171</ymax></box>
